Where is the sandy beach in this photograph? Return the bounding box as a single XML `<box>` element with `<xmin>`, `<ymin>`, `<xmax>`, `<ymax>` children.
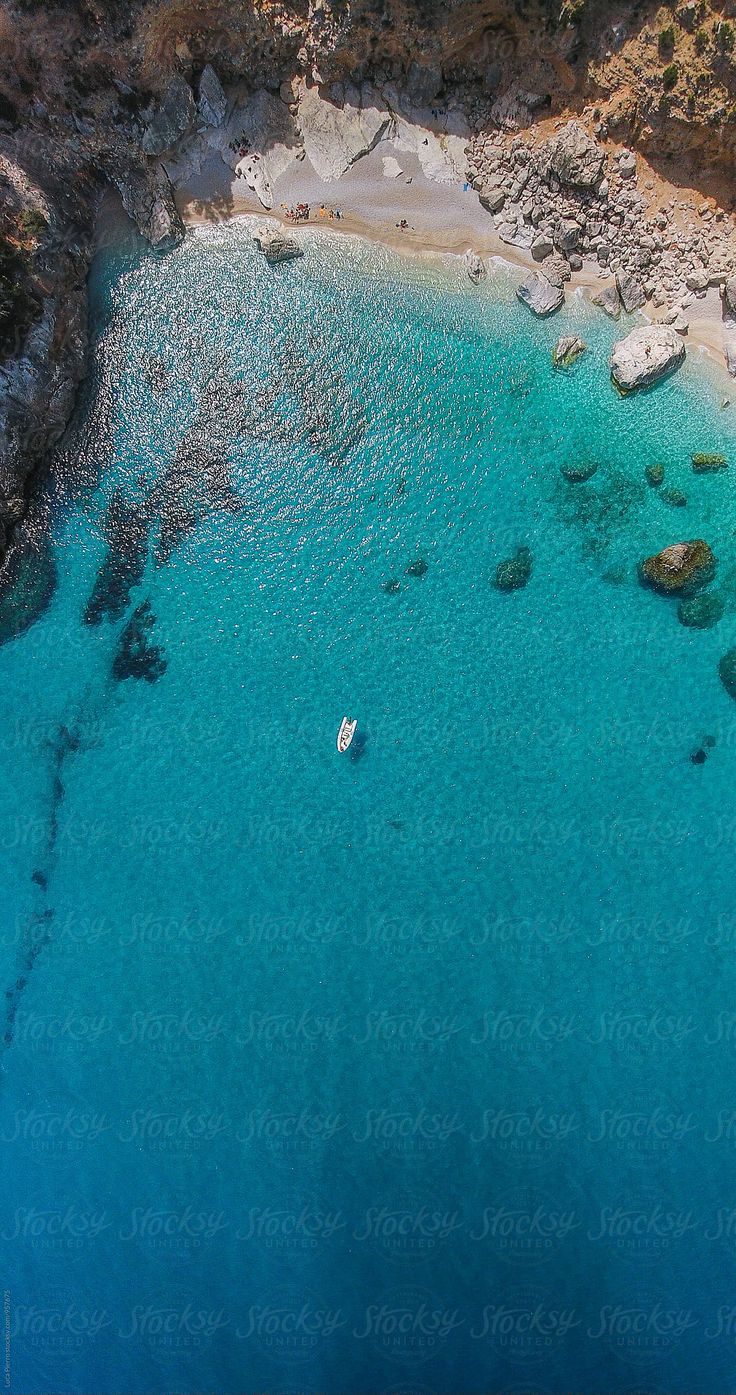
<box><xmin>174</xmin><ymin>138</ymin><xmax>735</xmax><ymax>385</ymax></box>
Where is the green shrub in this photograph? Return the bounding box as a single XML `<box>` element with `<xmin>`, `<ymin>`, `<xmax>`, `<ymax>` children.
<box><xmin>717</xmin><ymin>20</ymin><xmax>735</xmax><ymax>51</ymax></box>
<box><xmin>659</xmin><ymin>24</ymin><xmax>675</xmax><ymax>55</ymax></box>
<box><xmin>662</xmin><ymin>63</ymin><xmax>679</xmax><ymax>89</ymax></box>
<box><xmin>16</xmin><ymin>208</ymin><xmax>48</xmax><ymax>242</ymax></box>
<box><xmin>694</xmin><ymin>26</ymin><xmax>709</xmax><ymax>54</ymax></box>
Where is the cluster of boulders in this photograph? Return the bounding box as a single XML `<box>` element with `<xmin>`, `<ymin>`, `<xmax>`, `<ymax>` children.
<box><xmin>467</xmin><ymin>119</ymin><xmax>736</xmax><ymax>332</ymax></box>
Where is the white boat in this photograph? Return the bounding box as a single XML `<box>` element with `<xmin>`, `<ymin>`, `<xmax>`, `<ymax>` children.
<box><xmin>337</xmin><ymin>717</ymin><xmax>357</xmax><ymax>753</ymax></box>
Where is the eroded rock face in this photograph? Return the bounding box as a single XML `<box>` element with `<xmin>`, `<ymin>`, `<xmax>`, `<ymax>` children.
<box><xmin>252</xmin><ymin>227</ymin><xmax>303</xmax><ymax>262</ymax></box>
<box><xmin>541</xmin><ymin>121</ymin><xmax>605</xmax><ymax>190</ymax></box>
<box><xmin>298</xmin><ymin>82</ymin><xmax>390</xmax><ymax>181</ymax></box>
<box><xmin>516</xmin><ymin>270</ymin><xmax>564</xmax><ymax>316</ymax></box>
<box><xmin>616</xmin><ymin>269</ymin><xmax>645</xmax><ymax>313</ymax></box>
<box><xmin>198</xmin><ymin>65</ymin><xmax>228</xmax><ymax>128</ymax></box>
<box><xmin>110</xmin><ymin>161</ymin><xmax>185</xmax><ymax>251</ymax></box>
<box><xmin>640</xmin><ymin>539</ymin><xmax>715</xmax><ymax>594</ymax></box>
<box><xmin>142</xmin><ymin>77</ymin><xmax>196</xmax><ymax>157</ymax></box>
<box><xmin>610</xmin><ymin>325</ymin><xmax>685</xmax><ymax>391</ymax></box>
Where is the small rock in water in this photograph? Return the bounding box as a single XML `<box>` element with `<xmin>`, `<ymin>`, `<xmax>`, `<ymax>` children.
<box><xmin>552</xmin><ymin>335</ymin><xmax>587</xmax><ymax>369</ymax></box>
<box><xmin>591</xmin><ymin>281</ymin><xmax>622</xmax><ymax>320</ymax></box>
<box><xmin>677</xmin><ymin>592</ymin><xmax>725</xmax><ymax>628</ymax></box>
<box><xmin>645</xmin><ymin>462</ymin><xmax>665</xmax><ymax>487</ymax></box>
<box><xmin>660</xmin><ymin>487</ymin><xmax>687</xmax><ymax>508</ymax></box>
<box><xmin>610</xmin><ymin>325</ymin><xmax>686</xmax><ymax>392</ymax></box>
<box><xmin>494</xmin><ymin>545</ymin><xmax>532</xmax><ymax>591</ymax></box>
<box><xmin>690</xmin><ymin>746</ymin><xmax>708</xmax><ymax>765</ymax></box>
<box><xmin>516</xmin><ymin>270</ymin><xmax>564</xmax><ymax>317</ymax></box>
<box><xmin>561</xmin><ymin>461</ymin><xmax>598</xmax><ymax>483</ymax></box>
<box><xmin>463</xmin><ymin>249</ymin><xmax>486</xmax><ymax>284</ymax></box>
<box><xmin>252</xmin><ymin>227</ymin><xmax>303</xmax><ymax>263</ymax></box>
<box><xmin>405</xmin><ymin>558</ymin><xmax>428</xmax><ymax>577</ymax></box>
<box><xmin>382</xmin><ymin>578</ymin><xmax>401</xmax><ymax>594</ymax></box>
<box><xmin>691</xmin><ymin>452</ymin><xmax>728</xmax><ymax>472</ymax></box>
<box><xmin>640</xmin><ymin>540</ymin><xmax>716</xmax><ymax>595</ymax></box>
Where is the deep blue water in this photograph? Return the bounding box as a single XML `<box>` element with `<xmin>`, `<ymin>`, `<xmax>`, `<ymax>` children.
<box><xmin>3</xmin><ymin>216</ymin><xmax>736</xmax><ymax>1393</ymax></box>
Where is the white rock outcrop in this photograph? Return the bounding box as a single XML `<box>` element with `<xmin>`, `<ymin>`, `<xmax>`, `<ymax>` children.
<box><xmin>610</xmin><ymin>325</ymin><xmax>685</xmax><ymax>391</ymax></box>
<box><xmin>516</xmin><ymin>270</ymin><xmax>564</xmax><ymax>316</ymax></box>
<box><xmin>298</xmin><ymin>82</ymin><xmax>391</xmax><ymax>181</ymax></box>
<box><xmin>252</xmin><ymin>227</ymin><xmax>303</xmax><ymax>263</ymax></box>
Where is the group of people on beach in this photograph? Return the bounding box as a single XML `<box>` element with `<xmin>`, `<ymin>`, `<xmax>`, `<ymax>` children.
<box><xmin>281</xmin><ymin>202</ymin><xmax>343</xmax><ymax>222</ymax></box>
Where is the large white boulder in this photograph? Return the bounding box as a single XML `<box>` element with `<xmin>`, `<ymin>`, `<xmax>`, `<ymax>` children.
<box><xmin>610</xmin><ymin>324</ymin><xmax>685</xmax><ymax>391</ymax></box>
<box><xmin>516</xmin><ymin>270</ymin><xmax>564</xmax><ymax>316</ymax></box>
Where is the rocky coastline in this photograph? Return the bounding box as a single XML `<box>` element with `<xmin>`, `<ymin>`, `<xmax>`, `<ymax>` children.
<box><xmin>5</xmin><ymin>0</ymin><xmax>736</xmax><ymax>613</ymax></box>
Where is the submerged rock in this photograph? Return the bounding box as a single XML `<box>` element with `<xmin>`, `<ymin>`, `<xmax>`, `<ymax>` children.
<box><xmin>561</xmin><ymin>461</ymin><xmax>598</xmax><ymax>483</ymax></box>
<box><xmin>660</xmin><ymin>487</ymin><xmax>687</xmax><ymax>508</ymax></box>
<box><xmin>463</xmin><ymin>249</ymin><xmax>486</xmax><ymax>284</ymax></box>
<box><xmin>382</xmin><ymin>578</ymin><xmax>401</xmax><ymax>594</ymax></box>
<box><xmin>84</xmin><ymin>489</ymin><xmax>153</xmax><ymax>626</ymax></box>
<box><xmin>0</xmin><ymin>526</ymin><xmax>56</xmax><ymax>647</ymax></box>
<box><xmin>645</xmin><ymin>462</ymin><xmax>665</xmax><ymax>487</ymax></box>
<box><xmin>610</xmin><ymin>325</ymin><xmax>685</xmax><ymax>392</ymax></box>
<box><xmin>691</xmin><ymin>452</ymin><xmax>728</xmax><ymax>472</ymax></box>
<box><xmin>552</xmin><ymin>335</ymin><xmax>587</xmax><ymax>368</ymax></box>
<box><xmin>719</xmin><ymin>648</ymin><xmax>736</xmax><ymax>700</ymax></box>
<box><xmin>640</xmin><ymin>539</ymin><xmax>715</xmax><ymax>595</ymax></box>
<box><xmin>516</xmin><ymin>270</ymin><xmax>564</xmax><ymax>317</ymax></box>
<box><xmin>405</xmin><ymin>557</ymin><xmax>428</xmax><ymax>577</ymax></box>
<box><xmin>678</xmin><ymin>592</ymin><xmax>724</xmax><ymax>628</ymax></box>
<box><xmin>112</xmin><ymin>600</ymin><xmax>167</xmax><ymax>683</ymax></box>
<box><xmin>494</xmin><ymin>545</ymin><xmax>532</xmax><ymax>591</ymax></box>
<box><xmin>252</xmin><ymin>227</ymin><xmax>303</xmax><ymax>263</ymax></box>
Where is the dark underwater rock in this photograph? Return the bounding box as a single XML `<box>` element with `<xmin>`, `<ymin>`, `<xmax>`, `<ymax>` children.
<box><xmin>494</xmin><ymin>545</ymin><xmax>532</xmax><ymax>591</ymax></box>
<box><xmin>84</xmin><ymin>489</ymin><xmax>153</xmax><ymax>625</ymax></box>
<box><xmin>678</xmin><ymin>592</ymin><xmax>724</xmax><ymax>629</ymax></box>
<box><xmin>719</xmin><ymin>648</ymin><xmax>736</xmax><ymax>700</ymax></box>
<box><xmin>640</xmin><ymin>540</ymin><xmax>715</xmax><ymax>595</ymax></box>
<box><xmin>382</xmin><ymin>578</ymin><xmax>401</xmax><ymax>594</ymax></box>
<box><xmin>0</xmin><ymin>527</ymin><xmax>56</xmax><ymax>647</ymax></box>
<box><xmin>660</xmin><ymin>487</ymin><xmax>687</xmax><ymax>508</ymax></box>
<box><xmin>561</xmin><ymin>461</ymin><xmax>598</xmax><ymax>483</ymax></box>
<box><xmin>112</xmin><ymin>600</ymin><xmax>167</xmax><ymax>684</ymax></box>
<box><xmin>646</xmin><ymin>463</ymin><xmax>665</xmax><ymax>487</ymax></box>
<box><xmin>691</xmin><ymin>452</ymin><xmax>728</xmax><ymax>472</ymax></box>
<box><xmin>690</xmin><ymin>746</ymin><xmax>707</xmax><ymax>765</ymax></box>
<box><xmin>405</xmin><ymin>558</ymin><xmax>428</xmax><ymax>577</ymax></box>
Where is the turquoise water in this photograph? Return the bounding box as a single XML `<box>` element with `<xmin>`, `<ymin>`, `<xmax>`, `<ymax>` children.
<box><xmin>3</xmin><ymin>216</ymin><xmax>736</xmax><ymax>1393</ymax></box>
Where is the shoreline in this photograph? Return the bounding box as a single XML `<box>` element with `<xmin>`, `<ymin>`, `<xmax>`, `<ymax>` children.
<box><xmin>174</xmin><ymin>144</ymin><xmax>734</xmax><ymax>386</ymax></box>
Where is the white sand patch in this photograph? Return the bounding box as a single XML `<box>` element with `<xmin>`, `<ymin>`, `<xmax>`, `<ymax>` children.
<box><xmin>382</xmin><ymin>156</ymin><xmax>403</xmax><ymax>179</ymax></box>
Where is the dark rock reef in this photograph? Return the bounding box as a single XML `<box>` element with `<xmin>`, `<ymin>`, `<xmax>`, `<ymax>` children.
<box><xmin>640</xmin><ymin>540</ymin><xmax>716</xmax><ymax>595</ymax></box>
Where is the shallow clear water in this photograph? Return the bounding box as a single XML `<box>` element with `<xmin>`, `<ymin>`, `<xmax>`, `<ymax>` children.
<box><xmin>3</xmin><ymin>218</ymin><xmax>736</xmax><ymax>1393</ymax></box>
